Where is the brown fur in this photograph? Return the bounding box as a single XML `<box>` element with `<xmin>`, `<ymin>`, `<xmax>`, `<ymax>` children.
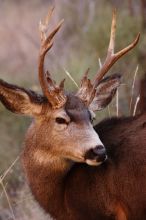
<box><xmin>138</xmin><ymin>73</ymin><xmax>146</xmax><ymax>113</ymax></box>
<box><xmin>21</xmin><ymin>98</ymin><xmax>146</xmax><ymax>220</ymax></box>
<box><xmin>1</xmin><ymin>77</ymin><xmax>146</xmax><ymax>219</ymax></box>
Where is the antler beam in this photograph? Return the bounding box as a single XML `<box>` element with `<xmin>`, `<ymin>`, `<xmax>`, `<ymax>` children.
<box><xmin>38</xmin><ymin>7</ymin><xmax>67</xmax><ymax>109</ymax></box>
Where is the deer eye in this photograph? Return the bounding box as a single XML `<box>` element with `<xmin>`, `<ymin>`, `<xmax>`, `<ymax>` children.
<box><xmin>55</xmin><ymin>117</ymin><xmax>67</xmax><ymax>124</ymax></box>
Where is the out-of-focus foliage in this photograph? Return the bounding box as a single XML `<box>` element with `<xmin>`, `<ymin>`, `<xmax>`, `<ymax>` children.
<box><xmin>0</xmin><ymin>0</ymin><xmax>145</xmax><ymax>219</ymax></box>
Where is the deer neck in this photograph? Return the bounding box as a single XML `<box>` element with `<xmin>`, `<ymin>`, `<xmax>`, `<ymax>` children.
<box><xmin>23</xmin><ymin>145</ymin><xmax>74</xmax><ymax>217</ymax></box>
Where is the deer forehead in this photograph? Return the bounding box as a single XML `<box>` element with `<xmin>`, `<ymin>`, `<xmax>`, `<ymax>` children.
<box><xmin>65</xmin><ymin>94</ymin><xmax>90</xmax><ymax>120</ymax></box>
<box><xmin>43</xmin><ymin>94</ymin><xmax>91</xmax><ymax>122</ymax></box>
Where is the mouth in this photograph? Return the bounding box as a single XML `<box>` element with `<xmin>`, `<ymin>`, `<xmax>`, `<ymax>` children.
<box><xmin>67</xmin><ymin>148</ymin><xmax>108</xmax><ymax>166</ymax></box>
<box><xmin>85</xmin><ymin>155</ymin><xmax>108</xmax><ymax>166</ymax></box>
<box><xmin>84</xmin><ymin>145</ymin><xmax>108</xmax><ymax>166</ymax></box>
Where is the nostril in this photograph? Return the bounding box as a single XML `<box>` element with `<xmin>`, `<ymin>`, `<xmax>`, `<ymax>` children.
<box><xmin>93</xmin><ymin>145</ymin><xmax>106</xmax><ymax>156</ymax></box>
<box><xmin>85</xmin><ymin>145</ymin><xmax>107</xmax><ymax>163</ymax></box>
<box><xmin>95</xmin><ymin>145</ymin><xmax>104</xmax><ymax>150</ymax></box>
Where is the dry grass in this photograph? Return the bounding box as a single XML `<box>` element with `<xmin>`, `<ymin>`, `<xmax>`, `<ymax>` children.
<box><xmin>0</xmin><ymin>156</ymin><xmax>50</xmax><ymax>220</ymax></box>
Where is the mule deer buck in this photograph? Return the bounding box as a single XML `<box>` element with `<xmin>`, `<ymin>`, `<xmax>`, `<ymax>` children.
<box><xmin>0</xmin><ymin>8</ymin><xmax>145</xmax><ymax>220</ymax></box>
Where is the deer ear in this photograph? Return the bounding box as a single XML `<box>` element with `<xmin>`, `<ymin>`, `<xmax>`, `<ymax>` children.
<box><xmin>0</xmin><ymin>79</ymin><xmax>44</xmax><ymax>116</ymax></box>
<box><xmin>89</xmin><ymin>74</ymin><xmax>121</xmax><ymax>111</ymax></box>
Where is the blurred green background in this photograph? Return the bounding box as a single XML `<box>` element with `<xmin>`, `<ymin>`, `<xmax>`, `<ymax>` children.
<box><xmin>0</xmin><ymin>0</ymin><xmax>145</xmax><ymax>219</ymax></box>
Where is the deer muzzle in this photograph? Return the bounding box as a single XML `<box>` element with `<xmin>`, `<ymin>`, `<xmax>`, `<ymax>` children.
<box><xmin>85</xmin><ymin>145</ymin><xmax>107</xmax><ymax>166</ymax></box>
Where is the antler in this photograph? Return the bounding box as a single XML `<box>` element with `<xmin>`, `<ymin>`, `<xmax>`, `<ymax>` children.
<box><xmin>92</xmin><ymin>9</ymin><xmax>140</xmax><ymax>88</ymax></box>
<box><xmin>38</xmin><ymin>7</ymin><xmax>67</xmax><ymax>109</ymax></box>
<box><xmin>77</xmin><ymin>9</ymin><xmax>140</xmax><ymax>105</ymax></box>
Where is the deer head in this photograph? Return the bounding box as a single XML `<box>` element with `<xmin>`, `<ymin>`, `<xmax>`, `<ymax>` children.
<box><xmin>0</xmin><ymin>8</ymin><xmax>140</xmax><ymax>166</ymax></box>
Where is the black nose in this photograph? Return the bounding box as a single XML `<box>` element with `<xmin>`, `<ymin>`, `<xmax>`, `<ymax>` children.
<box><xmin>85</xmin><ymin>145</ymin><xmax>107</xmax><ymax>163</ymax></box>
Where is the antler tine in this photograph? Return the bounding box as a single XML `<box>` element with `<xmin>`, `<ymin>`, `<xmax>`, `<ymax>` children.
<box><xmin>39</xmin><ymin>7</ymin><xmax>54</xmax><ymax>44</ymax></box>
<box><xmin>38</xmin><ymin>7</ymin><xmax>66</xmax><ymax>109</ymax></box>
<box><xmin>108</xmin><ymin>8</ymin><xmax>116</xmax><ymax>55</ymax></box>
<box><xmin>93</xmin><ymin>9</ymin><xmax>140</xmax><ymax>88</ymax></box>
